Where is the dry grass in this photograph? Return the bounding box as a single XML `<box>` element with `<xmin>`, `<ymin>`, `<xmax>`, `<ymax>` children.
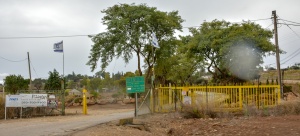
<box><xmin>180</xmin><ymin>103</ymin><xmax>218</xmax><ymax>119</ymax></box>
<box><xmin>274</xmin><ymin>99</ymin><xmax>300</xmax><ymax>115</ymax></box>
<box><xmin>241</xmin><ymin>98</ymin><xmax>300</xmax><ymax>117</ymax></box>
<box><xmin>180</xmin><ymin>98</ymin><xmax>300</xmax><ymax>119</ymax></box>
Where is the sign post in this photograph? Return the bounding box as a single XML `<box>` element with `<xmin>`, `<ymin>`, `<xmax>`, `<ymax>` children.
<box><xmin>126</xmin><ymin>76</ymin><xmax>145</xmax><ymax>117</ymax></box>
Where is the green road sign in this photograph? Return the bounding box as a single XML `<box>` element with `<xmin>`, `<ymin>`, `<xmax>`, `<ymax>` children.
<box><xmin>126</xmin><ymin>76</ymin><xmax>145</xmax><ymax>93</ymax></box>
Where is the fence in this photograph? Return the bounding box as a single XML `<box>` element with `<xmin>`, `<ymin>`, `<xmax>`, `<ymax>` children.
<box><xmin>4</xmin><ymin>90</ymin><xmax>64</xmax><ymax>119</ymax></box>
<box><xmin>154</xmin><ymin>84</ymin><xmax>280</xmax><ymax>112</ymax></box>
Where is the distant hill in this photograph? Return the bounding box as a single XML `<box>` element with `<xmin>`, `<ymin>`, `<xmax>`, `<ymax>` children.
<box><xmin>260</xmin><ymin>70</ymin><xmax>300</xmax><ymax>83</ymax></box>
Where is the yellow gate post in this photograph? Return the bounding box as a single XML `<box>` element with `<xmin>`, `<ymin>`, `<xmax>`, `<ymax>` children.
<box><xmin>239</xmin><ymin>87</ymin><xmax>242</xmax><ymax>110</ymax></box>
<box><xmin>82</xmin><ymin>89</ymin><xmax>88</xmax><ymax>115</ymax></box>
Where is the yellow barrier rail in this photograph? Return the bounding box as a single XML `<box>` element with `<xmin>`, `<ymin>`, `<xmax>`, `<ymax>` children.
<box><xmin>154</xmin><ymin>85</ymin><xmax>280</xmax><ymax>112</ymax></box>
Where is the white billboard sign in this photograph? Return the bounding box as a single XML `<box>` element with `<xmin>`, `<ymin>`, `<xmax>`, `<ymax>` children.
<box><xmin>21</xmin><ymin>94</ymin><xmax>48</xmax><ymax>107</ymax></box>
<box><xmin>5</xmin><ymin>95</ymin><xmax>22</xmax><ymax>107</ymax></box>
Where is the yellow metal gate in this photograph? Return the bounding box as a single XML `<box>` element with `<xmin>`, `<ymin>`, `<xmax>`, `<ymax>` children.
<box><xmin>154</xmin><ymin>85</ymin><xmax>280</xmax><ymax>112</ymax></box>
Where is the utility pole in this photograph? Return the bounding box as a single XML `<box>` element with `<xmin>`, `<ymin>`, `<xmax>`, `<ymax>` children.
<box><xmin>27</xmin><ymin>52</ymin><xmax>32</xmax><ymax>91</ymax></box>
<box><xmin>272</xmin><ymin>10</ymin><xmax>283</xmax><ymax>98</ymax></box>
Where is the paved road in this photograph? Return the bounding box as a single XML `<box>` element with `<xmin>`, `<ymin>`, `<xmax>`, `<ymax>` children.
<box><xmin>0</xmin><ymin>110</ymin><xmax>134</xmax><ymax>136</ymax></box>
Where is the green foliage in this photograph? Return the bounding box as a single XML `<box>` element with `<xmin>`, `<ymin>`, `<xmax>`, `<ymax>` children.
<box><xmin>74</xmin><ymin>97</ymin><xmax>83</xmax><ymax>103</ymax></box>
<box><xmin>186</xmin><ymin>20</ymin><xmax>275</xmax><ymax>84</ymax></box>
<box><xmin>87</xmin><ymin>3</ymin><xmax>183</xmax><ymax>79</ymax></box>
<box><xmin>4</xmin><ymin>75</ymin><xmax>29</xmax><ymax>94</ymax></box>
<box><xmin>65</xmin><ymin>71</ymin><xmax>84</xmax><ymax>82</ymax></box>
<box><xmin>283</xmin><ymin>85</ymin><xmax>292</xmax><ymax>93</ymax></box>
<box><xmin>66</xmin><ymin>80</ymin><xmax>77</xmax><ymax>89</ymax></box>
<box><xmin>91</xmin><ymin>91</ymin><xmax>99</xmax><ymax>99</ymax></box>
<box><xmin>111</xmin><ymin>93</ymin><xmax>119</xmax><ymax>98</ymax></box>
<box><xmin>181</xmin><ymin>105</ymin><xmax>217</xmax><ymax>119</ymax></box>
<box><xmin>44</xmin><ymin>69</ymin><xmax>62</xmax><ymax>90</ymax></box>
<box><xmin>90</xmin><ymin>77</ymin><xmax>102</xmax><ymax>91</ymax></box>
<box><xmin>288</xmin><ymin>63</ymin><xmax>300</xmax><ymax>70</ymax></box>
<box><xmin>32</xmin><ymin>78</ymin><xmax>46</xmax><ymax>90</ymax></box>
<box><xmin>80</xmin><ymin>76</ymin><xmax>91</xmax><ymax>89</ymax></box>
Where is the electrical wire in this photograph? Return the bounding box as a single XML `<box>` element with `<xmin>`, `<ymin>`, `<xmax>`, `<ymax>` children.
<box><xmin>265</xmin><ymin>23</ymin><xmax>273</xmax><ymax>29</ymax></box>
<box><xmin>0</xmin><ymin>34</ymin><xmax>96</xmax><ymax>39</ymax></box>
<box><xmin>278</xmin><ymin>19</ymin><xmax>300</xmax><ymax>25</ymax></box>
<box><xmin>281</xmin><ymin>52</ymin><xmax>300</xmax><ymax>65</ymax></box>
<box><xmin>0</xmin><ymin>56</ymin><xmax>27</xmax><ymax>62</ymax></box>
<box><xmin>0</xmin><ymin>18</ymin><xmax>273</xmax><ymax>38</ymax></box>
<box><xmin>278</xmin><ymin>23</ymin><xmax>300</xmax><ymax>27</ymax></box>
<box><xmin>276</xmin><ymin>16</ymin><xmax>300</xmax><ymax>65</ymax></box>
<box><xmin>30</xmin><ymin>60</ymin><xmax>39</xmax><ymax>79</ymax></box>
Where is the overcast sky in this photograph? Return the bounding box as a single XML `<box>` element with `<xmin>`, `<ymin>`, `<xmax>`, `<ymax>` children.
<box><xmin>0</xmin><ymin>0</ymin><xmax>300</xmax><ymax>84</ymax></box>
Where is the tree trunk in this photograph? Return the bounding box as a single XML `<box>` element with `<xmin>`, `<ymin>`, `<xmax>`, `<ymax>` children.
<box><xmin>137</xmin><ymin>50</ymin><xmax>142</xmax><ymax>76</ymax></box>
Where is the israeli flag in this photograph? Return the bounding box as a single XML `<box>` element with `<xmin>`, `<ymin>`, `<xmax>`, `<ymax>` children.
<box><xmin>151</xmin><ymin>32</ymin><xmax>159</xmax><ymax>48</ymax></box>
<box><xmin>53</xmin><ymin>41</ymin><xmax>63</xmax><ymax>52</ymax></box>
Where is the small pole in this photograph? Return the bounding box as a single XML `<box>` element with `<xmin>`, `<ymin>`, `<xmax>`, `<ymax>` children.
<box><xmin>257</xmin><ymin>75</ymin><xmax>260</xmax><ymax>109</ymax></box>
<box><xmin>27</xmin><ymin>52</ymin><xmax>32</xmax><ymax>91</ymax></box>
<box><xmin>3</xmin><ymin>85</ymin><xmax>4</xmax><ymax>100</ymax></box>
<box><xmin>20</xmin><ymin>107</ymin><xmax>22</xmax><ymax>119</ymax></box>
<box><xmin>61</xmin><ymin>81</ymin><xmax>65</xmax><ymax>115</ymax></box>
<box><xmin>5</xmin><ymin>95</ymin><xmax>6</xmax><ymax>120</ymax></box>
<box><xmin>205</xmin><ymin>81</ymin><xmax>208</xmax><ymax>111</ymax></box>
<box><xmin>174</xmin><ymin>83</ymin><xmax>177</xmax><ymax>111</ymax></box>
<box><xmin>82</xmin><ymin>88</ymin><xmax>87</xmax><ymax>115</ymax></box>
<box><xmin>135</xmin><ymin>93</ymin><xmax>138</xmax><ymax>117</ymax></box>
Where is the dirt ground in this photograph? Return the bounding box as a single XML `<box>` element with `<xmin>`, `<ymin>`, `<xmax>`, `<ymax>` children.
<box><xmin>71</xmin><ymin>93</ymin><xmax>300</xmax><ymax>136</ymax></box>
<box><xmin>72</xmin><ymin>111</ymin><xmax>300</xmax><ymax>136</ymax></box>
<box><xmin>3</xmin><ymin>92</ymin><xmax>300</xmax><ymax>136</ymax></box>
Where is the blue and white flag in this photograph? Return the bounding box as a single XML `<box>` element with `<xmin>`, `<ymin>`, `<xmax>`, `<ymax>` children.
<box><xmin>151</xmin><ymin>32</ymin><xmax>159</xmax><ymax>48</ymax></box>
<box><xmin>53</xmin><ymin>41</ymin><xmax>63</xmax><ymax>52</ymax></box>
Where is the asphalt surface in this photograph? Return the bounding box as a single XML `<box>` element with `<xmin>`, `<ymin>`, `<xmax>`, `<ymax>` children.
<box><xmin>0</xmin><ymin>111</ymin><xmax>134</xmax><ymax>136</ymax></box>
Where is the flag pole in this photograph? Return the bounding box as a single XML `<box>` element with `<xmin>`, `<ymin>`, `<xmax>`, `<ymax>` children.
<box><xmin>63</xmin><ymin>50</ymin><xmax>64</xmax><ymax>80</ymax></box>
<box><xmin>62</xmin><ymin>42</ymin><xmax>65</xmax><ymax>115</ymax></box>
<box><xmin>54</xmin><ymin>40</ymin><xmax>65</xmax><ymax>115</ymax></box>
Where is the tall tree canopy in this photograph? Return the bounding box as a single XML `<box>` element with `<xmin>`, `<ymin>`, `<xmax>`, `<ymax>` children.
<box><xmin>155</xmin><ymin>35</ymin><xmax>203</xmax><ymax>85</ymax></box>
<box><xmin>87</xmin><ymin>3</ymin><xmax>183</xmax><ymax>79</ymax></box>
<box><xmin>186</xmin><ymin>20</ymin><xmax>275</xmax><ymax>84</ymax></box>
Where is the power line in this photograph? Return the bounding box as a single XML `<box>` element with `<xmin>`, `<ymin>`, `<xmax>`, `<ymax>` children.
<box><xmin>0</xmin><ymin>34</ymin><xmax>95</xmax><ymax>39</ymax></box>
<box><xmin>278</xmin><ymin>19</ymin><xmax>300</xmax><ymax>25</ymax></box>
<box><xmin>281</xmin><ymin>51</ymin><xmax>300</xmax><ymax>65</ymax></box>
<box><xmin>29</xmin><ymin>60</ymin><xmax>39</xmax><ymax>79</ymax></box>
<box><xmin>0</xmin><ymin>56</ymin><xmax>27</xmax><ymax>62</ymax></box>
<box><xmin>183</xmin><ymin>18</ymin><xmax>272</xmax><ymax>29</ymax></box>
<box><xmin>0</xmin><ymin>18</ymin><xmax>273</xmax><ymax>38</ymax></box>
<box><xmin>278</xmin><ymin>23</ymin><xmax>300</xmax><ymax>26</ymax></box>
<box><xmin>231</xmin><ymin>18</ymin><xmax>272</xmax><ymax>24</ymax></box>
<box><xmin>276</xmin><ymin>16</ymin><xmax>300</xmax><ymax>64</ymax></box>
<box><xmin>248</xmin><ymin>18</ymin><xmax>272</xmax><ymax>22</ymax></box>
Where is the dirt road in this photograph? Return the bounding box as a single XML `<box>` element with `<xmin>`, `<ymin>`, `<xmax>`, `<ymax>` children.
<box><xmin>0</xmin><ymin>104</ymin><xmax>135</xmax><ymax>136</ymax></box>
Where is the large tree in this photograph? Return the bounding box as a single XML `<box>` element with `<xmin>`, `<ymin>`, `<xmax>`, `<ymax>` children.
<box><xmin>187</xmin><ymin>20</ymin><xmax>275</xmax><ymax>84</ymax></box>
<box><xmin>87</xmin><ymin>3</ymin><xmax>183</xmax><ymax>80</ymax></box>
<box><xmin>4</xmin><ymin>75</ymin><xmax>29</xmax><ymax>94</ymax></box>
<box><xmin>155</xmin><ymin>35</ymin><xmax>203</xmax><ymax>85</ymax></box>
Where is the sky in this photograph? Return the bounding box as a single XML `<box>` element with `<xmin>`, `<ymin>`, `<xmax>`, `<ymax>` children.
<box><xmin>0</xmin><ymin>0</ymin><xmax>300</xmax><ymax>84</ymax></box>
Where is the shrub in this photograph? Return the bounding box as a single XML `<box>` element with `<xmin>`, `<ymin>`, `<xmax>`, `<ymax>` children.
<box><xmin>0</xmin><ymin>97</ymin><xmax>4</xmax><ymax>119</ymax></box>
<box><xmin>181</xmin><ymin>104</ymin><xmax>218</xmax><ymax>119</ymax></box>
<box><xmin>273</xmin><ymin>100</ymin><xmax>300</xmax><ymax>116</ymax></box>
